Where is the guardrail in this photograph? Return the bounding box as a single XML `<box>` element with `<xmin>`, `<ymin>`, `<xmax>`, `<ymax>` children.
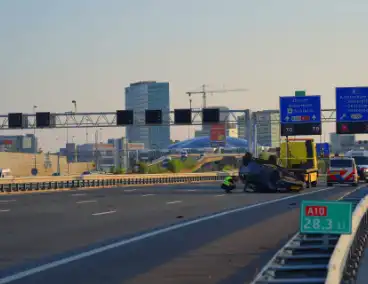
<box><xmin>0</xmin><ymin>172</ymin><xmax>231</xmax><ymax>193</ymax></box>
<box><xmin>326</xmin><ymin>195</ymin><xmax>368</xmax><ymax>283</ymax></box>
<box><xmin>251</xmin><ymin>190</ymin><xmax>367</xmax><ymax>284</ymax></box>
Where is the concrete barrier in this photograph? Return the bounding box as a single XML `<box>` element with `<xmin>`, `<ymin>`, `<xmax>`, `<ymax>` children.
<box><xmin>0</xmin><ymin>172</ymin><xmax>233</xmax><ymax>194</ymax></box>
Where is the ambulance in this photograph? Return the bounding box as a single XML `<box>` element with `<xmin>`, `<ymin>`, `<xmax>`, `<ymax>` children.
<box><xmin>327</xmin><ymin>156</ymin><xmax>358</xmax><ymax>186</ymax></box>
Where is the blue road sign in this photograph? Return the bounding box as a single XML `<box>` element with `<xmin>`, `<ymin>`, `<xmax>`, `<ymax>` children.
<box><xmin>31</xmin><ymin>168</ymin><xmax>38</xmax><ymax>176</ymax></box>
<box><xmin>280</xmin><ymin>96</ymin><xmax>321</xmax><ymax>124</ymax></box>
<box><xmin>336</xmin><ymin>87</ymin><xmax>368</xmax><ymax>122</ymax></box>
<box><xmin>316</xmin><ymin>143</ymin><xmax>330</xmax><ymax>157</ymax></box>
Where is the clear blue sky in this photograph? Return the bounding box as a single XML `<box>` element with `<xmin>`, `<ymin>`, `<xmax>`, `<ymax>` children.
<box><xmin>1</xmin><ymin>0</ymin><xmax>368</xmax><ymax>150</ymax></box>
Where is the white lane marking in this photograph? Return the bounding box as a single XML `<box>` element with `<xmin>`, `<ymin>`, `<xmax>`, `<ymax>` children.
<box><xmin>71</xmin><ymin>193</ymin><xmax>86</xmax><ymax>197</ymax></box>
<box><xmin>166</xmin><ymin>200</ymin><xmax>182</xmax><ymax>205</ymax></box>
<box><xmin>187</xmin><ymin>189</ymin><xmax>197</xmax><ymax>192</ymax></box>
<box><xmin>0</xmin><ymin>209</ymin><xmax>10</xmax><ymax>213</ymax></box>
<box><xmin>0</xmin><ymin>186</ymin><xmax>335</xmax><ymax>283</ymax></box>
<box><xmin>92</xmin><ymin>210</ymin><xmax>116</xmax><ymax>216</ymax></box>
<box><xmin>141</xmin><ymin>194</ymin><xmax>155</xmax><ymax>197</ymax></box>
<box><xmin>76</xmin><ymin>200</ymin><xmax>97</xmax><ymax>204</ymax></box>
<box><xmin>0</xmin><ymin>200</ymin><xmax>16</xmax><ymax>203</ymax></box>
<box><xmin>124</xmin><ymin>189</ymin><xmax>137</xmax><ymax>192</ymax></box>
<box><xmin>215</xmin><ymin>194</ymin><xmax>225</xmax><ymax>197</ymax></box>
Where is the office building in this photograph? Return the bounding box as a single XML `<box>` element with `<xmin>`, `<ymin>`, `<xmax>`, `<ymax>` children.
<box><xmin>330</xmin><ymin>133</ymin><xmax>355</xmax><ymax>153</ymax></box>
<box><xmin>107</xmin><ymin>137</ymin><xmax>127</xmax><ymax>169</ymax></box>
<box><xmin>253</xmin><ymin>110</ymin><xmax>280</xmax><ymax>148</ymax></box>
<box><xmin>237</xmin><ymin>115</ymin><xmax>246</xmax><ymax>140</ymax></box>
<box><xmin>0</xmin><ymin>134</ymin><xmax>37</xmax><ymax>153</ymax></box>
<box><xmin>125</xmin><ymin>81</ymin><xmax>170</xmax><ymax>149</ymax></box>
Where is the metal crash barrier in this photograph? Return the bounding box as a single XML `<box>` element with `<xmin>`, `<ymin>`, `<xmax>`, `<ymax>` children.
<box><xmin>0</xmin><ymin>172</ymin><xmax>232</xmax><ymax>193</ymax></box>
<box><xmin>251</xmin><ymin>191</ymin><xmax>368</xmax><ymax>284</ymax></box>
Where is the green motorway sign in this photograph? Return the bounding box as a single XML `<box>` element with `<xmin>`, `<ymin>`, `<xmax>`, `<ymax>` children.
<box><xmin>300</xmin><ymin>200</ymin><xmax>352</xmax><ymax>235</ymax></box>
<box><xmin>295</xmin><ymin>90</ymin><xmax>306</xmax><ymax>97</ymax></box>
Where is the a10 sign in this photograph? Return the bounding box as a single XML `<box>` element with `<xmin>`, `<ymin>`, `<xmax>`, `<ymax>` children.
<box><xmin>300</xmin><ymin>200</ymin><xmax>352</xmax><ymax>235</ymax></box>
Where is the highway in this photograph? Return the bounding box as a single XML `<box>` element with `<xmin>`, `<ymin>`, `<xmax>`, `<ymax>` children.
<box><xmin>0</xmin><ymin>182</ymin><xmax>362</xmax><ymax>284</ymax></box>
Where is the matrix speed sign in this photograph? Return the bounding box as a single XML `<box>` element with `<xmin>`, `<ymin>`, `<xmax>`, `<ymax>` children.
<box><xmin>300</xmin><ymin>200</ymin><xmax>352</xmax><ymax>235</ymax></box>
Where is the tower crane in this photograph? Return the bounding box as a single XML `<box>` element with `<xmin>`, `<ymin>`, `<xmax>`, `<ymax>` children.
<box><xmin>186</xmin><ymin>84</ymin><xmax>248</xmax><ymax>108</ymax></box>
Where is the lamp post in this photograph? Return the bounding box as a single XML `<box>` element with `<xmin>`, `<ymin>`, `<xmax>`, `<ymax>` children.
<box><xmin>56</xmin><ymin>136</ymin><xmax>60</xmax><ymax>175</ymax></box>
<box><xmin>33</xmin><ymin>105</ymin><xmax>37</xmax><ymax>171</ymax></box>
<box><xmin>188</xmin><ymin>98</ymin><xmax>192</xmax><ymax>139</ymax></box>
<box><xmin>66</xmin><ymin>100</ymin><xmax>77</xmax><ymax>175</ymax></box>
<box><xmin>72</xmin><ymin>100</ymin><xmax>77</xmax><ymax>113</ymax></box>
<box><xmin>72</xmin><ymin>135</ymin><xmax>77</xmax><ymax>162</ymax></box>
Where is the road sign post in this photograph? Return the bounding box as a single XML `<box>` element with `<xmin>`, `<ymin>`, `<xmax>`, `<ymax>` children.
<box><xmin>279</xmin><ymin>95</ymin><xmax>322</xmax><ymax>136</ymax></box>
<box><xmin>210</xmin><ymin>123</ymin><xmax>226</xmax><ymax>147</ymax></box>
<box><xmin>316</xmin><ymin>143</ymin><xmax>330</xmax><ymax>157</ymax></box>
<box><xmin>300</xmin><ymin>200</ymin><xmax>352</xmax><ymax>235</ymax></box>
<box><xmin>336</xmin><ymin>87</ymin><xmax>368</xmax><ymax>134</ymax></box>
<box><xmin>31</xmin><ymin>168</ymin><xmax>38</xmax><ymax>176</ymax></box>
<box><xmin>295</xmin><ymin>90</ymin><xmax>306</xmax><ymax>97</ymax></box>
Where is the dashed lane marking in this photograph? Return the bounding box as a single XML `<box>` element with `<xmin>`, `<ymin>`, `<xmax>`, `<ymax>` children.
<box><xmin>166</xmin><ymin>200</ymin><xmax>182</xmax><ymax>205</ymax></box>
<box><xmin>76</xmin><ymin>200</ymin><xmax>97</xmax><ymax>204</ymax></box>
<box><xmin>92</xmin><ymin>210</ymin><xmax>116</xmax><ymax>216</ymax></box>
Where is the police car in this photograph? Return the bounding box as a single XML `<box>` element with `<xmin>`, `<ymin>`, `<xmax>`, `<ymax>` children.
<box><xmin>327</xmin><ymin>156</ymin><xmax>358</xmax><ymax>186</ymax></box>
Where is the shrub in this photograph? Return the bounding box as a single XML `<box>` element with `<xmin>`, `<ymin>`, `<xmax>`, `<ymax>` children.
<box><xmin>113</xmin><ymin>167</ymin><xmax>126</xmax><ymax>174</ymax></box>
<box><xmin>167</xmin><ymin>159</ymin><xmax>184</xmax><ymax>173</ymax></box>
<box><xmin>318</xmin><ymin>159</ymin><xmax>328</xmax><ymax>174</ymax></box>
<box><xmin>138</xmin><ymin>162</ymin><xmax>149</xmax><ymax>174</ymax></box>
<box><xmin>222</xmin><ymin>165</ymin><xmax>234</xmax><ymax>172</ymax></box>
<box><xmin>182</xmin><ymin>158</ymin><xmax>197</xmax><ymax>170</ymax></box>
<box><xmin>148</xmin><ymin>164</ymin><xmax>167</xmax><ymax>174</ymax></box>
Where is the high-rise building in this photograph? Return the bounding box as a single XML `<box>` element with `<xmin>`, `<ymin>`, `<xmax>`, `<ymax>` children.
<box><xmin>125</xmin><ymin>81</ymin><xmax>170</xmax><ymax>149</ymax></box>
<box><xmin>253</xmin><ymin>110</ymin><xmax>280</xmax><ymax>148</ymax></box>
<box><xmin>330</xmin><ymin>133</ymin><xmax>355</xmax><ymax>153</ymax></box>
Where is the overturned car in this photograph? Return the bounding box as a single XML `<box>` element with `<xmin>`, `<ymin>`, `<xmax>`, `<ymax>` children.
<box><xmin>238</xmin><ymin>154</ymin><xmax>305</xmax><ymax>193</ymax></box>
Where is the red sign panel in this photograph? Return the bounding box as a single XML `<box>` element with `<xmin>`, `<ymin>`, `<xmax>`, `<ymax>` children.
<box><xmin>210</xmin><ymin>123</ymin><xmax>226</xmax><ymax>142</ymax></box>
<box><xmin>0</xmin><ymin>140</ymin><xmax>13</xmax><ymax>145</ymax></box>
<box><xmin>305</xmin><ymin>205</ymin><xmax>328</xmax><ymax>217</ymax></box>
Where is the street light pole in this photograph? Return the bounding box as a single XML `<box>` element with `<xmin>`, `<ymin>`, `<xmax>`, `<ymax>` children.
<box><xmin>33</xmin><ymin>105</ymin><xmax>37</xmax><ymax>171</ymax></box>
<box><xmin>188</xmin><ymin>98</ymin><xmax>192</xmax><ymax>139</ymax></box>
<box><xmin>66</xmin><ymin>100</ymin><xmax>77</xmax><ymax>175</ymax></box>
<box><xmin>56</xmin><ymin>136</ymin><xmax>60</xmax><ymax>175</ymax></box>
<box><xmin>94</xmin><ymin>129</ymin><xmax>99</xmax><ymax>171</ymax></box>
<box><xmin>72</xmin><ymin>135</ymin><xmax>77</xmax><ymax>162</ymax></box>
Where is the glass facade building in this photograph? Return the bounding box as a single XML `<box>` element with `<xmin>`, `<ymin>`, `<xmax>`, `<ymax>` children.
<box><xmin>125</xmin><ymin>81</ymin><xmax>170</xmax><ymax>149</ymax></box>
<box><xmin>254</xmin><ymin>110</ymin><xmax>280</xmax><ymax>148</ymax></box>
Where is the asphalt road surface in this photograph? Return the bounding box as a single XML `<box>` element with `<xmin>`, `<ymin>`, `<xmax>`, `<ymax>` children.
<box><xmin>0</xmin><ymin>182</ymin><xmax>363</xmax><ymax>284</ymax></box>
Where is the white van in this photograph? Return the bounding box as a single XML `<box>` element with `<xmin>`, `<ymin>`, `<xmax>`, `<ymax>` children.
<box><xmin>345</xmin><ymin>150</ymin><xmax>368</xmax><ymax>182</ymax></box>
<box><xmin>0</xmin><ymin>168</ymin><xmax>13</xmax><ymax>179</ymax></box>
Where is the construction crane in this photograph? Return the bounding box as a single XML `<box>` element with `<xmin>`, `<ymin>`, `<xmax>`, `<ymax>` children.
<box><xmin>186</xmin><ymin>84</ymin><xmax>248</xmax><ymax>108</ymax></box>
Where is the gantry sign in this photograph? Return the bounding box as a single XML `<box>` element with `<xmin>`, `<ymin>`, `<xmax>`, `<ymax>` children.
<box><xmin>335</xmin><ymin>87</ymin><xmax>368</xmax><ymax>134</ymax></box>
<box><xmin>0</xmin><ymin>109</ymin><xmax>250</xmax><ymax>130</ymax></box>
